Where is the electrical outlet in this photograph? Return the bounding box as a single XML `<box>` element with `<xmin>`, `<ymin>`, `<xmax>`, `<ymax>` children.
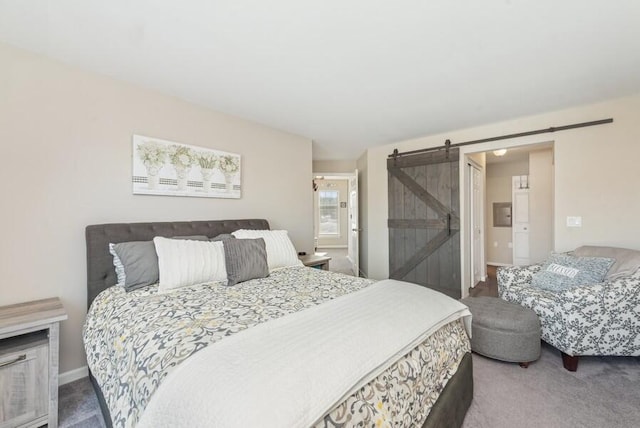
<box><xmin>493</xmin><ymin>241</ymin><xmax>498</xmax><ymax>247</ymax></box>
<box><xmin>507</xmin><ymin>242</ymin><xmax>513</xmax><ymax>248</ymax></box>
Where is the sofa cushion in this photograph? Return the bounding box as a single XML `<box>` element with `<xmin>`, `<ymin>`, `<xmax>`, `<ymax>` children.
<box><xmin>573</xmin><ymin>245</ymin><xmax>640</xmax><ymax>280</ymax></box>
<box><xmin>531</xmin><ymin>253</ymin><xmax>614</xmax><ymax>292</ymax></box>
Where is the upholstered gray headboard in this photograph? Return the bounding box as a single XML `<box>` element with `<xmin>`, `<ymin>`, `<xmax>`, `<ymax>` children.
<box><xmin>85</xmin><ymin>219</ymin><xmax>270</xmax><ymax>309</ymax></box>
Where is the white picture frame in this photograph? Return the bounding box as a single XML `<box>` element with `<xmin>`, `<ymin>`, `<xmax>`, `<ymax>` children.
<box><xmin>132</xmin><ymin>134</ymin><xmax>241</xmax><ymax>199</ymax></box>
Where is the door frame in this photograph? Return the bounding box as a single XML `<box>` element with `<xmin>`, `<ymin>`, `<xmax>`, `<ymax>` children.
<box><xmin>312</xmin><ymin>171</ymin><xmax>359</xmax><ymax>276</ymax></box>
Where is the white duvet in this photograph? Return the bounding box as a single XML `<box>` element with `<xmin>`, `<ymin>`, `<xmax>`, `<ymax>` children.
<box><xmin>138</xmin><ymin>279</ymin><xmax>472</xmax><ymax>428</ymax></box>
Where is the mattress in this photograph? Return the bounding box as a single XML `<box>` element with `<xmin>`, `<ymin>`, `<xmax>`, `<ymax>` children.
<box><xmin>83</xmin><ymin>266</ymin><xmax>470</xmax><ymax>427</ymax></box>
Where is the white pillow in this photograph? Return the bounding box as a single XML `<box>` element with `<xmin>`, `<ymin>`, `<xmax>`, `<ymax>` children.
<box><xmin>153</xmin><ymin>237</ymin><xmax>227</xmax><ymax>293</ymax></box>
<box><xmin>231</xmin><ymin>229</ymin><xmax>303</xmax><ymax>271</ymax></box>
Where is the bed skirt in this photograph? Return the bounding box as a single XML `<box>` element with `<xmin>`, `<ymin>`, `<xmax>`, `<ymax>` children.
<box><xmin>90</xmin><ymin>352</ymin><xmax>473</xmax><ymax>428</ymax></box>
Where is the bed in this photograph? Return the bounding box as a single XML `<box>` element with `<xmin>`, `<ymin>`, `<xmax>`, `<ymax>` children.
<box><xmin>84</xmin><ymin>219</ymin><xmax>473</xmax><ymax>427</ymax></box>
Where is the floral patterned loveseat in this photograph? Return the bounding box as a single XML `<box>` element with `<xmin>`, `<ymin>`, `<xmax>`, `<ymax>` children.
<box><xmin>497</xmin><ymin>246</ymin><xmax>640</xmax><ymax>371</ymax></box>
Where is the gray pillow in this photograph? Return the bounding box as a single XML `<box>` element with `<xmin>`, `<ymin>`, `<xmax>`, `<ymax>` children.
<box><xmin>110</xmin><ymin>241</ymin><xmax>159</xmax><ymax>292</ymax></box>
<box><xmin>223</xmin><ymin>238</ymin><xmax>269</xmax><ymax>286</ymax></box>
<box><xmin>531</xmin><ymin>253</ymin><xmax>615</xmax><ymax>292</ymax></box>
<box><xmin>210</xmin><ymin>234</ymin><xmax>236</xmax><ymax>242</ymax></box>
<box><xmin>172</xmin><ymin>235</ymin><xmax>209</xmax><ymax>241</ymax></box>
<box><xmin>108</xmin><ymin>243</ymin><xmax>127</xmax><ymax>287</ymax></box>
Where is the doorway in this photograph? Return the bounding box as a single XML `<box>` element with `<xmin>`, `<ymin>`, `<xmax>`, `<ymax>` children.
<box><xmin>466</xmin><ymin>142</ymin><xmax>554</xmax><ymax>291</ymax></box>
<box><xmin>313</xmin><ymin>171</ymin><xmax>359</xmax><ymax>276</ymax></box>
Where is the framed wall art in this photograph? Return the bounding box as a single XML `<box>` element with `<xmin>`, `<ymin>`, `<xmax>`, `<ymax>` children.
<box><xmin>132</xmin><ymin>135</ymin><xmax>241</xmax><ymax>199</ymax></box>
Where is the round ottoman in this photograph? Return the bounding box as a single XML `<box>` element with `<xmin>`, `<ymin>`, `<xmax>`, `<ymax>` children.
<box><xmin>460</xmin><ymin>296</ymin><xmax>541</xmax><ymax>367</ymax></box>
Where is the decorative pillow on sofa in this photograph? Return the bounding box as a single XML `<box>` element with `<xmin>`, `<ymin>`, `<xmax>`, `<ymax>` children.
<box><xmin>531</xmin><ymin>253</ymin><xmax>615</xmax><ymax>292</ymax></box>
<box><xmin>231</xmin><ymin>229</ymin><xmax>303</xmax><ymax>271</ymax></box>
<box><xmin>153</xmin><ymin>237</ymin><xmax>227</xmax><ymax>293</ymax></box>
<box><xmin>223</xmin><ymin>238</ymin><xmax>269</xmax><ymax>286</ymax></box>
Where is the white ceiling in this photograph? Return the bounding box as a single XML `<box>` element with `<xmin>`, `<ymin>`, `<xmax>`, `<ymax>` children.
<box><xmin>1</xmin><ymin>1</ymin><xmax>639</xmax><ymax>160</ymax></box>
<box><xmin>485</xmin><ymin>142</ymin><xmax>553</xmax><ymax>164</ymax></box>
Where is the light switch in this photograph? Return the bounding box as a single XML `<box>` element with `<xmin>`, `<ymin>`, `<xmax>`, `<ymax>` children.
<box><xmin>566</xmin><ymin>216</ymin><xmax>582</xmax><ymax>227</ymax></box>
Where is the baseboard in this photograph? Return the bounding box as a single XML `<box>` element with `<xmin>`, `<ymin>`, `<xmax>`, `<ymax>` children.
<box><xmin>487</xmin><ymin>261</ymin><xmax>512</xmax><ymax>267</ymax></box>
<box><xmin>316</xmin><ymin>245</ymin><xmax>348</xmax><ymax>249</ymax></box>
<box><xmin>59</xmin><ymin>365</ymin><xmax>88</xmax><ymax>385</ymax></box>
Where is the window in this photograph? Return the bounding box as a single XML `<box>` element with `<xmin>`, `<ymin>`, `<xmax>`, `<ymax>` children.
<box><xmin>318</xmin><ymin>190</ymin><xmax>340</xmax><ymax>235</ymax></box>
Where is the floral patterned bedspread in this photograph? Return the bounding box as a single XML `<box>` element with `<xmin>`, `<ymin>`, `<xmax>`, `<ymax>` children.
<box><xmin>318</xmin><ymin>318</ymin><xmax>469</xmax><ymax>427</ymax></box>
<box><xmin>83</xmin><ymin>266</ymin><xmax>470</xmax><ymax>427</ymax></box>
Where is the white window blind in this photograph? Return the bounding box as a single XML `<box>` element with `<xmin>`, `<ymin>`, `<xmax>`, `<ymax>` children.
<box><xmin>318</xmin><ymin>190</ymin><xmax>340</xmax><ymax>235</ymax></box>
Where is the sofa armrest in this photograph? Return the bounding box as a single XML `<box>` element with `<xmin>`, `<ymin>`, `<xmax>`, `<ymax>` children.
<box><xmin>497</xmin><ymin>264</ymin><xmax>542</xmax><ymax>295</ymax></box>
<box><xmin>601</xmin><ymin>269</ymin><xmax>640</xmax><ymax>310</ymax></box>
<box><xmin>558</xmin><ymin>269</ymin><xmax>640</xmax><ymax>314</ymax></box>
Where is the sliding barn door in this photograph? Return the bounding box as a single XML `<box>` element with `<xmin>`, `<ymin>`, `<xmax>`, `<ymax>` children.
<box><xmin>388</xmin><ymin>149</ymin><xmax>461</xmax><ymax>298</ymax></box>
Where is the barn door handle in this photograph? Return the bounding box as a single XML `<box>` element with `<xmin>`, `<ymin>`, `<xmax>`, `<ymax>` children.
<box><xmin>447</xmin><ymin>214</ymin><xmax>451</xmax><ymax>236</ymax></box>
<box><xmin>0</xmin><ymin>354</ymin><xmax>26</xmax><ymax>368</ymax></box>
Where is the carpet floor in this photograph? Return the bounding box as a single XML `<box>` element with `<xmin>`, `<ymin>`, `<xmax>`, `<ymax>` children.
<box><xmin>60</xmin><ymin>342</ymin><xmax>639</xmax><ymax>427</ymax></box>
<box><xmin>463</xmin><ymin>343</ymin><xmax>640</xmax><ymax>428</ymax></box>
<box><xmin>317</xmin><ymin>247</ymin><xmax>356</xmax><ymax>276</ymax></box>
<box><xmin>58</xmin><ymin>376</ymin><xmax>106</xmax><ymax>428</ymax></box>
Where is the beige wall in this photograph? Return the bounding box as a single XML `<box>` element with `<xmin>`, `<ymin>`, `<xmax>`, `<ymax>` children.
<box><xmin>313</xmin><ymin>159</ymin><xmax>357</xmax><ymax>173</ymax></box>
<box><xmin>314</xmin><ymin>179</ymin><xmax>349</xmax><ymax>247</ymax></box>
<box><xmin>362</xmin><ymin>93</ymin><xmax>640</xmax><ymax>288</ymax></box>
<box><xmin>529</xmin><ymin>149</ymin><xmax>554</xmax><ymax>263</ymax></box>
<box><xmin>0</xmin><ymin>43</ymin><xmax>313</xmax><ymax>374</ymax></box>
<box><xmin>485</xmin><ymin>160</ymin><xmax>529</xmax><ymax>265</ymax></box>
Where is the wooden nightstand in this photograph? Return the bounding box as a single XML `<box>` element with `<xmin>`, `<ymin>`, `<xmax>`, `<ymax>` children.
<box><xmin>299</xmin><ymin>254</ymin><xmax>331</xmax><ymax>270</ymax></box>
<box><xmin>0</xmin><ymin>298</ymin><xmax>67</xmax><ymax>428</ymax></box>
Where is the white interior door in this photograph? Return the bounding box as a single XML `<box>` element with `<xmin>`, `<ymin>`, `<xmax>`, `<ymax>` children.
<box><xmin>512</xmin><ymin>175</ymin><xmax>530</xmax><ymax>266</ymax></box>
<box><xmin>469</xmin><ymin>163</ymin><xmax>484</xmax><ymax>285</ymax></box>
<box><xmin>348</xmin><ymin>170</ymin><xmax>359</xmax><ymax>276</ymax></box>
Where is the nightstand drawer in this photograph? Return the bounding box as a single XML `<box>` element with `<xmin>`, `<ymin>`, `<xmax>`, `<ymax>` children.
<box><xmin>0</xmin><ymin>334</ymin><xmax>49</xmax><ymax>428</ymax></box>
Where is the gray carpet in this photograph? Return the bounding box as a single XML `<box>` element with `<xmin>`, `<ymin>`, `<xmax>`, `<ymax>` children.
<box><xmin>463</xmin><ymin>343</ymin><xmax>640</xmax><ymax>428</ymax></box>
<box><xmin>59</xmin><ymin>344</ymin><xmax>639</xmax><ymax>427</ymax></box>
<box><xmin>318</xmin><ymin>248</ymin><xmax>356</xmax><ymax>276</ymax></box>
<box><xmin>59</xmin><ymin>377</ymin><xmax>106</xmax><ymax>427</ymax></box>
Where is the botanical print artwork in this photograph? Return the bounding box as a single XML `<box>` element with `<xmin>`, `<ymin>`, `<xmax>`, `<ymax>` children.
<box><xmin>132</xmin><ymin>135</ymin><xmax>241</xmax><ymax>198</ymax></box>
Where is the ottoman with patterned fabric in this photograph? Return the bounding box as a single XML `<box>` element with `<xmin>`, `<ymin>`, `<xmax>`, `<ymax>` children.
<box><xmin>460</xmin><ymin>296</ymin><xmax>541</xmax><ymax>367</ymax></box>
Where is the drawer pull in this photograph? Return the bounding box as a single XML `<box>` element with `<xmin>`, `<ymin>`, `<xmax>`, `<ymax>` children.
<box><xmin>0</xmin><ymin>354</ymin><xmax>26</xmax><ymax>368</ymax></box>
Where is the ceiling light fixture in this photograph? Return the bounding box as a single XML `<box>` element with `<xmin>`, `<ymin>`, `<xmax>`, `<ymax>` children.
<box><xmin>493</xmin><ymin>149</ymin><xmax>507</xmax><ymax>157</ymax></box>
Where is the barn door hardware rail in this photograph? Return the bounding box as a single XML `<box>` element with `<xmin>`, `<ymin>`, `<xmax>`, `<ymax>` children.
<box><xmin>389</xmin><ymin>118</ymin><xmax>613</xmax><ymax>159</ymax></box>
